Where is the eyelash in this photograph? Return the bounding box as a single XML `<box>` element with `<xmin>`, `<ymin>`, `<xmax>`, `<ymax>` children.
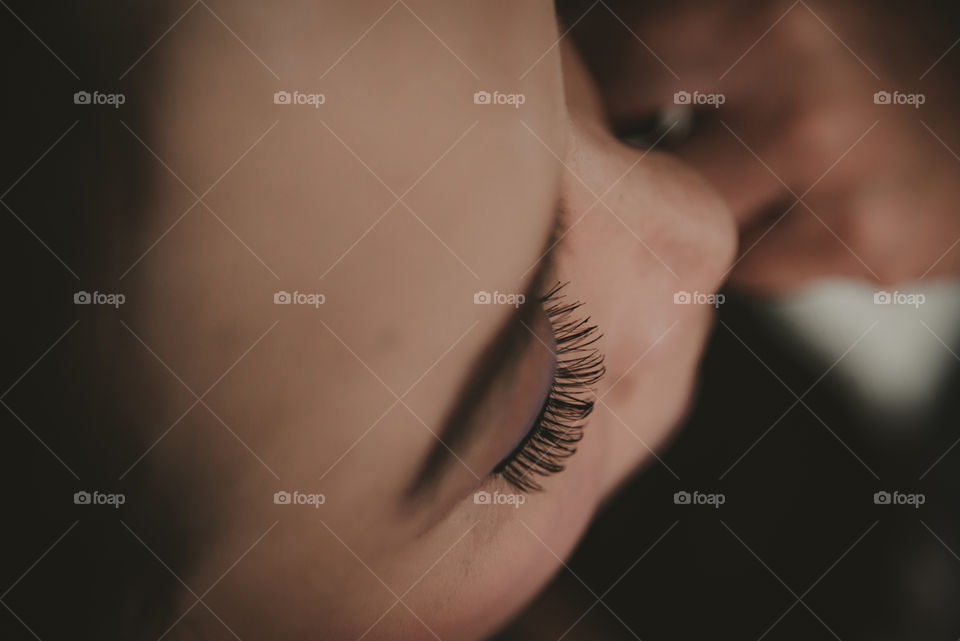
<box><xmin>494</xmin><ymin>282</ymin><xmax>605</xmax><ymax>492</ymax></box>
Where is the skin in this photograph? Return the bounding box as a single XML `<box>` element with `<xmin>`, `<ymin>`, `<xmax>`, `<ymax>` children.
<box><xmin>119</xmin><ymin>1</ymin><xmax>734</xmax><ymax>639</ymax></box>
<box><xmin>575</xmin><ymin>0</ymin><xmax>960</xmax><ymax>291</ymax></box>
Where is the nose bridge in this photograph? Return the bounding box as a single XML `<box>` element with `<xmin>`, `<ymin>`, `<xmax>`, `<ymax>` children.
<box><xmin>580</xmin><ymin>128</ymin><xmax>738</xmax><ymax>290</ymax></box>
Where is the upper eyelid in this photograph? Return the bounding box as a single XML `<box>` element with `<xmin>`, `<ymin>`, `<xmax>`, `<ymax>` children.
<box><xmin>402</xmin><ymin>208</ymin><xmax>564</xmax><ymax>503</ymax></box>
<box><xmin>497</xmin><ymin>284</ymin><xmax>605</xmax><ymax>492</ymax></box>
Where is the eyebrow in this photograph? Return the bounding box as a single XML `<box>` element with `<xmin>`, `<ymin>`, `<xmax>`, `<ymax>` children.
<box><xmin>404</xmin><ymin>213</ymin><xmax>561</xmax><ymax>501</ymax></box>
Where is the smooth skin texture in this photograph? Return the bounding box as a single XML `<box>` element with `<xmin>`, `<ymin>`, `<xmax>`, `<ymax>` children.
<box><xmin>122</xmin><ymin>2</ymin><xmax>734</xmax><ymax>639</ymax></box>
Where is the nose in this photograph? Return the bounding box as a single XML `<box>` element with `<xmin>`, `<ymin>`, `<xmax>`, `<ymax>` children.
<box><xmin>553</xmin><ymin>115</ymin><xmax>738</xmax><ymax>496</ymax></box>
<box><xmin>561</xmin><ymin>118</ymin><xmax>737</xmax><ymax>297</ymax></box>
<box><xmin>634</xmin><ymin>149</ymin><xmax>739</xmax><ymax>295</ymax></box>
<box><xmin>556</xmin><ymin>42</ymin><xmax>737</xmax><ymax>294</ymax></box>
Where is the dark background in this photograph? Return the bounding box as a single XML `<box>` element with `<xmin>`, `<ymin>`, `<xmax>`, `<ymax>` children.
<box><xmin>498</xmin><ymin>294</ymin><xmax>960</xmax><ymax>641</ymax></box>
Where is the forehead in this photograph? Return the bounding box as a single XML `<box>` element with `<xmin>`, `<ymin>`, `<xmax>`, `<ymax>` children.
<box><xmin>131</xmin><ymin>0</ymin><xmax>567</xmax><ymax>508</ymax></box>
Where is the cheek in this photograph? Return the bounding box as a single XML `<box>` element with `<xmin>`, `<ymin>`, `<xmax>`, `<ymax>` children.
<box><xmin>396</xmin><ymin>483</ymin><xmax>599</xmax><ymax>641</ymax></box>
<box><xmin>603</xmin><ymin>303</ymin><xmax>713</xmax><ymax>440</ymax></box>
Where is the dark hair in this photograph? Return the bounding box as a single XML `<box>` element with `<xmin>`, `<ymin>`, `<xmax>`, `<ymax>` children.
<box><xmin>1</xmin><ymin>3</ymin><xmax>189</xmax><ymax>638</ymax></box>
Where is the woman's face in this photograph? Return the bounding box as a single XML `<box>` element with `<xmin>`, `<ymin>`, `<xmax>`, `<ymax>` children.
<box><xmin>133</xmin><ymin>2</ymin><xmax>734</xmax><ymax>639</ymax></box>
